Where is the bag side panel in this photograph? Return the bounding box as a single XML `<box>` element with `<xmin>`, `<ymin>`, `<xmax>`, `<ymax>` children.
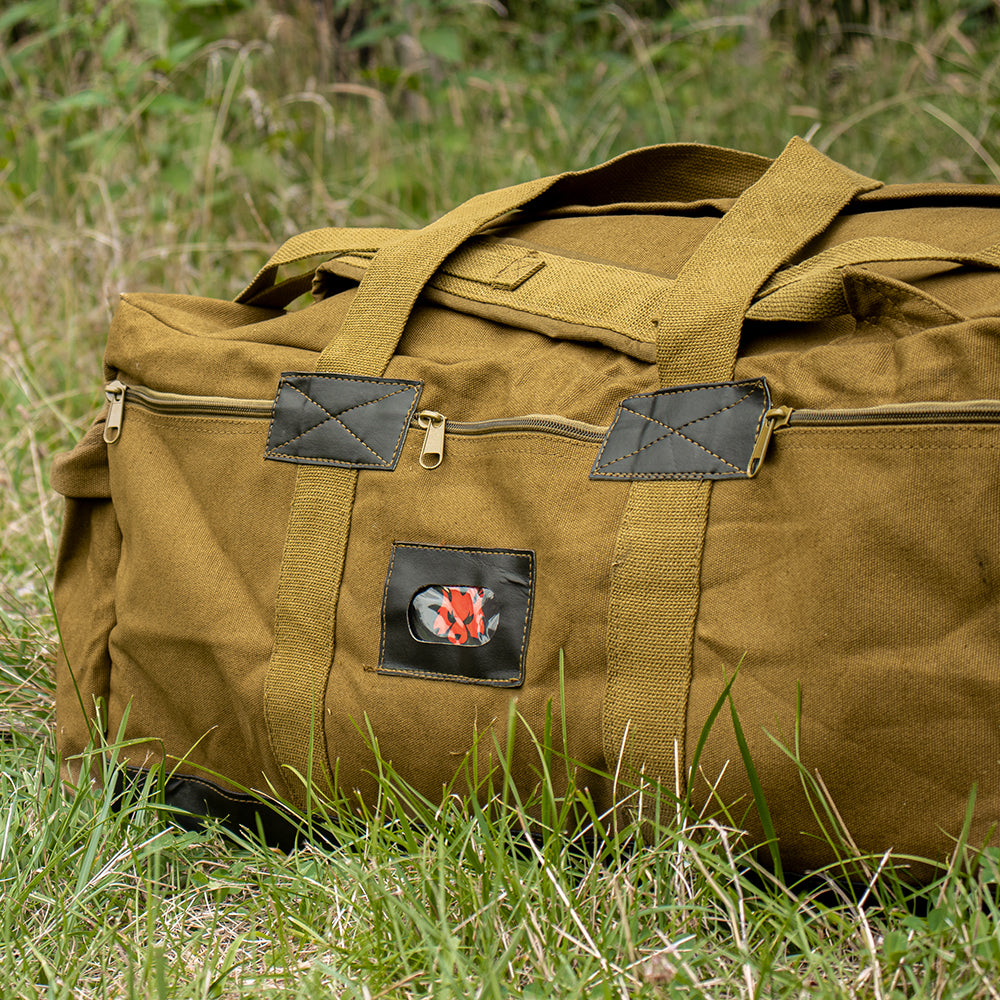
<box><xmin>692</xmin><ymin>288</ymin><xmax>1000</xmax><ymax>869</ymax></box>
<box><xmin>104</xmin><ymin>406</ymin><xmax>295</xmax><ymax>793</ymax></box>
<box><xmin>693</xmin><ymin>421</ymin><xmax>1000</xmax><ymax>871</ymax></box>
<box><xmin>51</xmin><ymin>415</ymin><xmax>119</xmax><ymax>778</ymax></box>
<box><xmin>90</xmin><ymin>293</ymin><xmax>318</xmax><ymax>794</ymax></box>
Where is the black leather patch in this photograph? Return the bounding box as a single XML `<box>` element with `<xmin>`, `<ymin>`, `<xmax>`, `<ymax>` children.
<box><xmin>379</xmin><ymin>543</ymin><xmax>534</xmax><ymax>686</ymax></box>
<box><xmin>264</xmin><ymin>372</ymin><xmax>422</xmax><ymax>469</ymax></box>
<box><xmin>590</xmin><ymin>378</ymin><xmax>772</xmax><ymax>480</ymax></box>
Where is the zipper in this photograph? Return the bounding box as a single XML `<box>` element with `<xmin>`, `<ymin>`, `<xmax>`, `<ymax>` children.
<box><xmin>780</xmin><ymin>400</ymin><xmax>1000</xmax><ymax>426</ymax></box>
<box><xmin>414</xmin><ymin>409</ymin><xmax>607</xmax><ymax>469</ymax></box>
<box><xmin>102</xmin><ymin>380</ymin><xmax>273</xmax><ymax>443</ymax></box>
<box><xmin>748</xmin><ymin>400</ymin><xmax>1000</xmax><ymax>475</ymax></box>
<box><xmin>103</xmin><ymin>382</ymin><xmax>1000</xmax><ymax>472</ymax></box>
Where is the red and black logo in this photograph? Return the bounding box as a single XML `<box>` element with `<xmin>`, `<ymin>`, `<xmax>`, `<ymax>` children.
<box><xmin>409</xmin><ymin>585</ymin><xmax>499</xmax><ymax>646</ymax></box>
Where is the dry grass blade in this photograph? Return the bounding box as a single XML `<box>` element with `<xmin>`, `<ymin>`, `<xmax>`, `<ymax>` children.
<box><xmin>920</xmin><ymin>101</ymin><xmax>1000</xmax><ymax>183</ymax></box>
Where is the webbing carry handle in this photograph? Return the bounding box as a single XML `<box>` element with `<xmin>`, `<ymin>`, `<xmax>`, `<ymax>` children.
<box><xmin>603</xmin><ymin>143</ymin><xmax>881</xmax><ymax>802</ymax></box>
<box><xmin>264</xmin><ymin>229</ymin><xmax>1000</xmax><ymax>328</ymax></box>
<box><xmin>263</xmin><ymin>140</ymin><xmax>880</xmax><ymax>804</ymax></box>
<box><xmin>243</xmin><ymin>175</ymin><xmax>1000</xmax><ymax>332</ymax></box>
<box><xmin>314</xmin><ymin>140</ymin><xmax>879</xmax><ymax>390</ymax></box>
<box><xmin>238</xmin><ymin>143</ymin><xmax>776</xmax><ymax>306</ymax></box>
<box><xmin>238</xmin><ymin>227</ymin><xmax>407</xmax><ymax>306</ymax></box>
<box><xmin>752</xmin><ymin>237</ymin><xmax>1000</xmax><ymax>321</ymax></box>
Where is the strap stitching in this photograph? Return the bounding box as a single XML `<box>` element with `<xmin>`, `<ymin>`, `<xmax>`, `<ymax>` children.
<box><xmin>267</xmin><ymin>378</ymin><xmax>417</xmax><ymax>465</ymax></box>
<box><xmin>594</xmin><ymin>380</ymin><xmax>763</xmax><ymax>477</ymax></box>
<box><xmin>270</xmin><ymin>385</ymin><xmax>386</xmax><ymax>462</ymax></box>
<box><xmin>594</xmin><ymin>410</ymin><xmax>742</xmax><ymax>473</ymax></box>
<box><xmin>675</xmin><ymin>385</ymin><xmax>759</xmax><ymax>432</ymax></box>
<box><xmin>378</xmin><ymin>542</ymin><xmax>532</xmax><ymax>686</ymax></box>
<box><xmin>594</xmin><ymin>384</ymin><xmax>764</xmax><ymax>474</ymax></box>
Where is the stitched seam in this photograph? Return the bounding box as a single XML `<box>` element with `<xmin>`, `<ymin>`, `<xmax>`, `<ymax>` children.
<box><xmin>593</xmin><ymin>411</ymin><xmax>675</xmax><ymax>469</ymax></box>
<box><xmin>443</xmin><ymin>447</ymin><xmax>592</xmax><ymax>458</ymax></box>
<box><xmin>754</xmin><ymin>401</ymin><xmax>766</xmax><ymax>443</ymax></box>
<box><xmin>676</xmin><ymin>384</ymin><xmax>761</xmax><ymax>432</ymax></box>
<box><xmin>393</xmin><ymin>542</ymin><xmax>533</xmax><ymax>559</ymax></box>
<box><xmin>846</xmin><ymin>268</ymin><xmax>968</xmax><ymax>327</ymax></box>
<box><xmin>377</xmin><ymin>666</ymin><xmax>520</xmax><ymax>686</ymax></box>
<box><xmin>441</xmin><ymin>433</ymin><xmax>599</xmax><ymax>445</ymax></box>
<box><xmin>591</xmin><ymin>468</ymin><xmax>746</xmax><ymax>480</ymax></box>
<box><xmin>593</xmin><ymin>471</ymin><xmax>738</xmax><ymax>480</ymax></box>
<box><xmin>378</xmin><ymin>543</ymin><xmax>531</xmax><ymax>686</ymax></box>
<box><xmin>265</xmin><ymin>384</ymin><xmax>285</xmax><ymax>458</ymax></box>
<box><xmin>626</xmin><ymin>380</ymin><xmax>753</xmax><ymax>401</ymax></box>
<box><xmin>490</xmin><ymin>256</ymin><xmax>544</xmax><ymax>290</ymax></box>
<box><xmin>265</xmin><ymin>384</ymin><xmax>329</xmax><ymax>453</ymax></box>
<box><xmin>778</xmin><ymin>441</ymin><xmax>1000</xmax><ymax>452</ymax></box>
<box><xmin>441</xmin><ymin>241</ymin><xmax>522</xmax><ymax>277</ymax></box>
<box><xmin>590</xmin><ymin>405</ymin><xmax>627</xmax><ymax>472</ymax></box>
<box><xmin>273</xmin><ymin>383</ymin><xmax>396</xmax><ymax>462</ymax></box>
<box><xmin>851</xmin><ymin>271</ymin><xmax>912</xmax><ymax>326</ymax></box>
<box><xmin>267</xmin><ymin>377</ymin><xmax>418</xmax><ymax>465</ymax></box>
<box><xmin>592</xmin><ymin>381</ymin><xmax>766</xmax><ymax>476</ymax></box>
<box><xmin>378</xmin><ymin>542</ymin><xmax>398</xmax><ymax>670</ymax></box>
<box><xmin>388</xmin><ymin>384</ymin><xmax>422</xmax><ymax>468</ymax></box>
<box><xmin>318</xmin><ymin>380</ymin><xmax>414</xmax><ymax>412</ymax></box>
<box><xmin>264</xmin><ymin>452</ymin><xmax>396</xmax><ymax>468</ymax></box>
<box><xmin>594</xmin><ymin>407</ymin><xmax>742</xmax><ymax>473</ymax></box>
<box><xmin>515</xmin><ymin>551</ymin><xmax>533</xmax><ymax>686</ymax></box>
<box><xmin>790</xmin><ymin>423</ymin><xmax>1000</xmax><ymax>435</ymax></box>
<box><xmin>154</xmin><ymin>767</ymin><xmax>263</xmax><ymax>806</ymax></box>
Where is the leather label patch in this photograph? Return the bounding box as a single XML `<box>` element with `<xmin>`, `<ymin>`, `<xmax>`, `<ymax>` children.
<box><xmin>379</xmin><ymin>543</ymin><xmax>534</xmax><ymax>686</ymax></box>
<box><xmin>590</xmin><ymin>378</ymin><xmax>772</xmax><ymax>480</ymax></box>
<box><xmin>264</xmin><ymin>372</ymin><xmax>422</xmax><ymax>469</ymax></box>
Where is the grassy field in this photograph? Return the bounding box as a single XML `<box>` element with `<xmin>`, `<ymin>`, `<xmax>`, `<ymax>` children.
<box><xmin>5</xmin><ymin>0</ymin><xmax>1000</xmax><ymax>995</ymax></box>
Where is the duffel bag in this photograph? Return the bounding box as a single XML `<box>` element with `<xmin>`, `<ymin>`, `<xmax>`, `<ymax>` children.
<box><xmin>51</xmin><ymin>138</ymin><xmax>1000</xmax><ymax>873</ymax></box>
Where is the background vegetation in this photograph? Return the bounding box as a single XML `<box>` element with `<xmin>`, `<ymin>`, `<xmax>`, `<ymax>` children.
<box><xmin>4</xmin><ymin>0</ymin><xmax>1000</xmax><ymax>995</ymax></box>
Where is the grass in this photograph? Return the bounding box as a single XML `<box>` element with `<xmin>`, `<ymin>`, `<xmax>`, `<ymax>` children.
<box><xmin>4</xmin><ymin>720</ymin><xmax>1000</xmax><ymax>998</ymax></box>
<box><xmin>4</xmin><ymin>0</ymin><xmax>1000</xmax><ymax>995</ymax></box>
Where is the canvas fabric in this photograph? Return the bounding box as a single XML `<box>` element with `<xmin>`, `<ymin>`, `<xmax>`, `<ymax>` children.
<box><xmin>52</xmin><ymin>140</ymin><xmax>1000</xmax><ymax>873</ymax></box>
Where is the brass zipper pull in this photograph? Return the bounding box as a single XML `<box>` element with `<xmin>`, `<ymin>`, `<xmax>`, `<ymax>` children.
<box><xmin>103</xmin><ymin>380</ymin><xmax>127</xmax><ymax>443</ymax></box>
<box><xmin>416</xmin><ymin>411</ymin><xmax>446</xmax><ymax>469</ymax></box>
<box><xmin>747</xmin><ymin>406</ymin><xmax>792</xmax><ymax>477</ymax></box>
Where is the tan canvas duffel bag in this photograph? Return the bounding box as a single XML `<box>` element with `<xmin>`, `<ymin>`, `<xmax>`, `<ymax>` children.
<box><xmin>52</xmin><ymin>138</ymin><xmax>1000</xmax><ymax>873</ymax></box>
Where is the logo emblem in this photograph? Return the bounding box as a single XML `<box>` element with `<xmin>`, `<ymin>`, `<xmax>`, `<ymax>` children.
<box><xmin>409</xmin><ymin>586</ymin><xmax>499</xmax><ymax>646</ymax></box>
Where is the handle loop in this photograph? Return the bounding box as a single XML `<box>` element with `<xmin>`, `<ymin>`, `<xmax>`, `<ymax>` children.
<box><xmin>239</xmin><ymin>143</ymin><xmax>775</xmax><ymax>307</ymax></box>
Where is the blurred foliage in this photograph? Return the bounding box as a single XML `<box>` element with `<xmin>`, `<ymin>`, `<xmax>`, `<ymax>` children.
<box><xmin>1</xmin><ymin>0</ymin><xmax>998</xmax><ymax>293</ymax></box>
<box><xmin>3</xmin><ymin>0</ymin><xmax>998</xmax><ymax>566</ymax></box>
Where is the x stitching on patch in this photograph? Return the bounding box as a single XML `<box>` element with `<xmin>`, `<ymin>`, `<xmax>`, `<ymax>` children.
<box><xmin>596</xmin><ymin>385</ymin><xmax>759</xmax><ymax>473</ymax></box>
<box><xmin>272</xmin><ymin>382</ymin><xmax>415</xmax><ymax>465</ymax></box>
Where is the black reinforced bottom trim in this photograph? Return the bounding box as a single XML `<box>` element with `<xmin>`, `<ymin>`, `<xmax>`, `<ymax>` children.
<box><xmin>113</xmin><ymin>768</ymin><xmax>335</xmax><ymax>852</ymax></box>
